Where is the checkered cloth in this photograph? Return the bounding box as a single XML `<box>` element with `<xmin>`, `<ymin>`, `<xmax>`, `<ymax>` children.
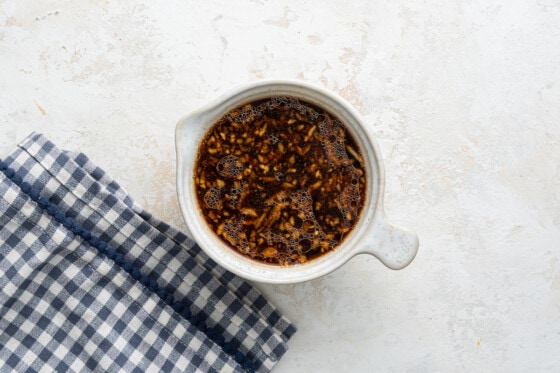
<box><xmin>0</xmin><ymin>133</ymin><xmax>296</xmax><ymax>372</ymax></box>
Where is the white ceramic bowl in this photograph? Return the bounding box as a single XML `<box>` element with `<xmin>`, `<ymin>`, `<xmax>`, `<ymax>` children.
<box><xmin>175</xmin><ymin>80</ymin><xmax>418</xmax><ymax>283</ymax></box>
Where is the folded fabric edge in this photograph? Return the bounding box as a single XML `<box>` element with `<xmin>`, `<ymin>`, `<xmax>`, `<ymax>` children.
<box><xmin>22</xmin><ymin>132</ymin><xmax>297</xmax><ymax>344</ymax></box>
<box><xmin>13</xmin><ymin>134</ymin><xmax>294</xmax><ymax>366</ymax></box>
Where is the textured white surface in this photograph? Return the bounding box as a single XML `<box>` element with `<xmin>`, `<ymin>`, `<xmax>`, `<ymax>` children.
<box><xmin>1</xmin><ymin>1</ymin><xmax>559</xmax><ymax>371</ymax></box>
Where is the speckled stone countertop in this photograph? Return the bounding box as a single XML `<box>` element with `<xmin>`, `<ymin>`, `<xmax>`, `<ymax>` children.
<box><xmin>1</xmin><ymin>1</ymin><xmax>559</xmax><ymax>371</ymax></box>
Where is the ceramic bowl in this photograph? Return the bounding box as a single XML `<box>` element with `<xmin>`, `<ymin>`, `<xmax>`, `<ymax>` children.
<box><xmin>175</xmin><ymin>80</ymin><xmax>418</xmax><ymax>283</ymax></box>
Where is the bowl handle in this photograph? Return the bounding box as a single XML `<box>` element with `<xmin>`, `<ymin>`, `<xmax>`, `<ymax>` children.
<box><xmin>357</xmin><ymin>215</ymin><xmax>419</xmax><ymax>269</ymax></box>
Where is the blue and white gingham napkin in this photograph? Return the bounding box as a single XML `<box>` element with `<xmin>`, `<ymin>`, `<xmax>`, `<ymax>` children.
<box><xmin>0</xmin><ymin>133</ymin><xmax>296</xmax><ymax>372</ymax></box>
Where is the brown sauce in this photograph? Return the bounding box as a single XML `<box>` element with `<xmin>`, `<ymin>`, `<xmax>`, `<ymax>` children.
<box><xmin>194</xmin><ymin>96</ymin><xmax>367</xmax><ymax>265</ymax></box>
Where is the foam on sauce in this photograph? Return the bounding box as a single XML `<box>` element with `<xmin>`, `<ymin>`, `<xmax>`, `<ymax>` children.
<box><xmin>194</xmin><ymin>96</ymin><xmax>367</xmax><ymax>265</ymax></box>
